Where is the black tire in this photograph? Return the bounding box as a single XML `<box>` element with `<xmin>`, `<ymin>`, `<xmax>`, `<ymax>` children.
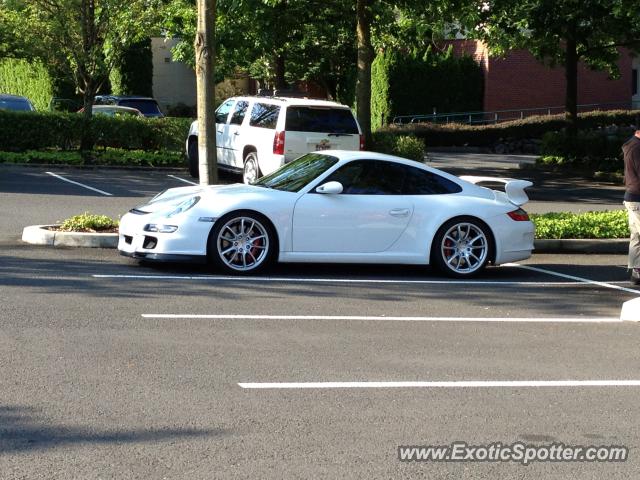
<box><xmin>243</xmin><ymin>151</ymin><xmax>261</xmax><ymax>184</ymax></box>
<box><xmin>187</xmin><ymin>138</ymin><xmax>199</xmax><ymax>178</ymax></box>
<box><xmin>208</xmin><ymin>211</ymin><xmax>277</xmax><ymax>274</ymax></box>
<box><xmin>431</xmin><ymin>216</ymin><xmax>493</xmax><ymax>278</ymax></box>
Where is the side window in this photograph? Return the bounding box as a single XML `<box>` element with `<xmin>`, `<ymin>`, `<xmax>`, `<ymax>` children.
<box><xmin>229</xmin><ymin>100</ymin><xmax>249</xmax><ymax>125</ymax></box>
<box><xmin>215</xmin><ymin>100</ymin><xmax>234</xmax><ymax>124</ymax></box>
<box><xmin>249</xmin><ymin>103</ymin><xmax>280</xmax><ymax>129</ymax></box>
<box><xmin>403</xmin><ymin>166</ymin><xmax>462</xmax><ymax>195</ymax></box>
<box><xmin>322</xmin><ymin>160</ymin><xmax>406</xmax><ymax>195</ymax></box>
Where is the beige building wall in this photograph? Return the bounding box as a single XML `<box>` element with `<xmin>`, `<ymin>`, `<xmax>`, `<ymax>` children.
<box><xmin>151</xmin><ymin>37</ymin><xmax>197</xmax><ymax>109</ymax></box>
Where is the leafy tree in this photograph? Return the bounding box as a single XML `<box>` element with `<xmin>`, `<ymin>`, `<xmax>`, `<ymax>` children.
<box><xmin>163</xmin><ymin>0</ymin><xmax>357</xmax><ymax>103</ymax></box>
<box><xmin>464</xmin><ymin>0</ymin><xmax>640</xmax><ymax>133</ymax></box>
<box><xmin>1</xmin><ymin>0</ymin><xmax>160</xmax><ymax>150</ymax></box>
<box><xmin>110</xmin><ymin>39</ymin><xmax>154</xmax><ymax>97</ymax></box>
<box><xmin>356</xmin><ymin>0</ymin><xmax>373</xmax><ymax>146</ymax></box>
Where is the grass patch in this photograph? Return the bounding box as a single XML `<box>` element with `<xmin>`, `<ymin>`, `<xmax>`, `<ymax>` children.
<box><xmin>531</xmin><ymin>210</ymin><xmax>628</xmax><ymax>239</ymax></box>
<box><xmin>0</xmin><ymin>148</ymin><xmax>185</xmax><ymax>167</ymax></box>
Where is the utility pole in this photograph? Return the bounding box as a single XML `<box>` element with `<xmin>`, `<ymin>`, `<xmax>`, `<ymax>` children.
<box><xmin>195</xmin><ymin>0</ymin><xmax>217</xmax><ymax>185</ymax></box>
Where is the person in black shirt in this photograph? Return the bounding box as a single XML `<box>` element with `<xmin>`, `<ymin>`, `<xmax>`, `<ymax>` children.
<box><xmin>623</xmin><ymin>128</ymin><xmax>640</xmax><ymax>285</ymax></box>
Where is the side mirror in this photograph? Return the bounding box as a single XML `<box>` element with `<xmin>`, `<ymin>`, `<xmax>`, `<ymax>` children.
<box><xmin>316</xmin><ymin>181</ymin><xmax>343</xmax><ymax>194</ymax></box>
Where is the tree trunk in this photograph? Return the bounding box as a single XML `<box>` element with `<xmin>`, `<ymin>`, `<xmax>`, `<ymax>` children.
<box><xmin>356</xmin><ymin>0</ymin><xmax>373</xmax><ymax>148</ymax></box>
<box><xmin>79</xmin><ymin>80</ymin><xmax>96</xmax><ymax>154</ymax></box>
<box><xmin>195</xmin><ymin>0</ymin><xmax>217</xmax><ymax>185</ymax></box>
<box><xmin>565</xmin><ymin>35</ymin><xmax>578</xmax><ymax>136</ymax></box>
<box><xmin>275</xmin><ymin>54</ymin><xmax>287</xmax><ymax>90</ymax></box>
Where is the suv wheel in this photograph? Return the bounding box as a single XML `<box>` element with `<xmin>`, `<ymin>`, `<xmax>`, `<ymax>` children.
<box><xmin>243</xmin><ymin>152</ymin><xmax>261</xmax><ymax>184</ymax></box>
<box><xmin>188</xmin><ymin>138</ymin><xmax>199</xmax><ymax>178</ymax></box>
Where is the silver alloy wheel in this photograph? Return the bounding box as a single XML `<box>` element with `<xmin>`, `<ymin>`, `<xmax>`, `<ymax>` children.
<box><xmin>216</xmin><ymin>216</ymin><xmax>269</xmax><ymax>271</ymax></box>
<box><xmin>243</xmin><ymin>154</ymin><xmax>259</xmax><ymax>184</ymax></box>
<box><xmin>440</xmin><ymin>222</ymin><xmax>488</xmax><ymax>275</ymax></box>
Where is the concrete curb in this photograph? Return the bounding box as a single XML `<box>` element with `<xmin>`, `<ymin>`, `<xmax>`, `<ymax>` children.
<box><xmin>534</xmin><ymin>239</ymin><xmax>628</xmax><ymax>254</ymax></box>
<box><xmin>22</xmin><ymin>225</ymin><xmax>118</xmax><ymax>248</ymax></box>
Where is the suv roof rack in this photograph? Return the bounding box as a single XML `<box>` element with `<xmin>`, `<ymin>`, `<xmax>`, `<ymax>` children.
<box><xmin>256</xmin><ymin>88</ymin><xmax>324</xmax><ymax>100</ymax></box>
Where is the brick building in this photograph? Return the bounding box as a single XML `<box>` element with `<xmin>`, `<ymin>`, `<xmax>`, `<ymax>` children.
<box><xmin>448</xmin><ymin>40</ymin><xmax>639</xmax><ymax>118</ymax></box>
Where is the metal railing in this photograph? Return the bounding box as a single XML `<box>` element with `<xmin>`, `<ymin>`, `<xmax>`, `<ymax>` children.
<box><xmin>392</xmin><ymin>101</ymin><xmax>638</xmax><ymax>126</ymax></box>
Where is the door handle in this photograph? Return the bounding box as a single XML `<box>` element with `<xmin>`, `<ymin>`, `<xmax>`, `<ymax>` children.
<box><xmin>233</xmin><ymin>131</ymin><xmax>240</xmax><ymax>135</ymax></box>
<box><xmin>217</xmin><ymin>129</ymin><xmax>223</xmax><ymax>134</ymax></box>
<box><xmin>389</xmin><ymin>208</ymin><xmax>410</xmax><ymax>217</ymax></box>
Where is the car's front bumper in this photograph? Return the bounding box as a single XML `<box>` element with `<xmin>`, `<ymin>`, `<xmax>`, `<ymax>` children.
<box><xmin>117</xmin><ymin>210</ymin><xmax>213</xmax><ymax>263</ymax></box>
<box><xmin>119</xmin><ymin>250</ymin><xmax>206</xmax><ymax>263</ymax></box>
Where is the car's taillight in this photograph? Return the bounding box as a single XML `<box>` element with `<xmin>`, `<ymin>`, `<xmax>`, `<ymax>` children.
<box><xmin>507</xmin><ymin>208</ymin><xmax>530</xmax><ymax>221</ymax></box>
<box><xmin>273</xmin><ymin>131</ymin><xmax>285</xmax><ymax>155</ymax></box>
<box><xmin>359</xmin><ymin>134</ymin><xmax>365</xmax><ymax>150</ymax></box>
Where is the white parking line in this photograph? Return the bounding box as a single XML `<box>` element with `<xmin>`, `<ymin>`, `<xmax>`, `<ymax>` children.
<box><xmin>93</xmin><ymin>274</ymin><xmax>590</xmax><ymax>286</ymax></box>
<box><xmin>167</xmin><ymin>174</ymin><xmax>198</xmax><ymax>186</ymax></box>
<box><xmin>141</xmin><ymin>314</ymin><xmax>621</xmax><ymax>323</ymax></box>
<box><xmin>238</xmin><ymin>380</ymin><xmax>640</xmax><ymax>389</ymax></box>
<box><xmin>508</xmin><ymin>263</ymin><xmax>640</xmax><ymax>295</ymax></box>
<box><xmin>45</xmin><ymin>172</ymin><xmax>113</xmax><ymax>196</ymax></box>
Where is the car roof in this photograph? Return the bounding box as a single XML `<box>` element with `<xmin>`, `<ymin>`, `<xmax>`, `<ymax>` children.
<box><xmin>95</xmin><ymin>95</ymin><xmax>157</xmax><ymax>101</ymax></box>
<box><xmin>231</xmin><ymin>96</ymin><xmax>351</xmax><ymax>109</ymax></box>
<box><xmin>92</xmin><ymin>105</ymin><xmax>140</xmax><ymax>111</ymax></box>
<box><xmin>0</xmin><ymin>93</ymin><xmax>31</xmax><ymax>101</ymax></box>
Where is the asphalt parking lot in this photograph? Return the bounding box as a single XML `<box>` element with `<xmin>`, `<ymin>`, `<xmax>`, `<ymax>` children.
<box><xmin>1</xmin><ymin>159</ymin><xmax>639</xmax><ymax>479</ymax></box>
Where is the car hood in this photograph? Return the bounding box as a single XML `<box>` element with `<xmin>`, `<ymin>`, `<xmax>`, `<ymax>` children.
<box><xmin>133</xmin><ymin>183</ymin><xmax>271</xmax><ymax>214</ymax></box>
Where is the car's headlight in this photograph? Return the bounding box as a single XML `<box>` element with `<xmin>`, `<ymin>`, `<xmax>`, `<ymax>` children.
<box><xmin>144</xmin><ymin>224</ymin><xmax>178</xmax><ymax>233</ymax></box>
<box><xmin>165</xmin><ymin>196</ymin><xmax>200</xmax><ymax>218</ymax></box>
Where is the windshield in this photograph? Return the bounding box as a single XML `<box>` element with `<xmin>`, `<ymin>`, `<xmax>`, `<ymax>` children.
<box><xmin>119</xmin><ymin>99</ymin><xmax>161</xmax><ymax>115</ymax></box>
<box><xmin>254</xmin><ymin>153</ymin><xmax>339</xmax><ymax>192</ymax></box>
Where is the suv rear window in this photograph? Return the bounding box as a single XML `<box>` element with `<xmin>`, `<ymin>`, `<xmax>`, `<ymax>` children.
<box><xmin>250</xmin><ymin>103</ymin><xmax>280</xmax><ymax>129</ymax></box>
<box><xmin>118</xmin><ymin>99</ymin><xmax>162</xmax><ymax>115</ymax></box>
<box><xmin>285</xmin><ymin>107</ymin><xmax>358</xmax><ymax>134</ymax></box>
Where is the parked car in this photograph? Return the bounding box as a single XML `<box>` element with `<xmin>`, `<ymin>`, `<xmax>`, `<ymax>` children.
<box><xmin>78</xmin><ymin>105</ymin><xmax>144</xmax><ymax>117</ymax></box>
<box><xmin>0</xmin><ymin>94</ymin><xmax>35</xmax><ymax>112</ymax></box>
<box><xmin>94</xmin><ymin>95</ymin><xmax>163</xmax><ymax>118</ymax></box>
<box><xmin>186</xmin><ymin>94</ymin><xmax>363</xmax><ymax>183</ymax></box>
<box><xmin>118</xmin><ymin>150</ymin><xmax>534</xmax><ymax>277</ymax></box>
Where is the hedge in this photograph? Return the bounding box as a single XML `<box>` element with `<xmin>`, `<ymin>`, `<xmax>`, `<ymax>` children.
<box><xmin>0</xmin><ymin>110</ymin><xmax>192</xmax><ymax>152</ymax></box>
<box><xmin>383</xmin><ymin>110</ymin><xmax>639</xmax><ymax>147</ymax></box>
<box><xmin>371</xmin><ymin>47</ymin><xmax>484</xmax><ymax>130</ymax></box>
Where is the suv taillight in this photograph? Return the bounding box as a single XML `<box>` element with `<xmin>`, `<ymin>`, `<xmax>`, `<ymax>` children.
<box><xmin>273</xmin><ymin>131</ymin><xmax>285</xmax><ymax>155</ymax></box>
<box><xmin>507</xmin><ymin>208</ymin><xmax>530</xmax><ymax>221</ymax></box>
<box><xmin>359</xmin><ymin>134</ymin><xmax>365</xmax><ymax>150</ymax></box>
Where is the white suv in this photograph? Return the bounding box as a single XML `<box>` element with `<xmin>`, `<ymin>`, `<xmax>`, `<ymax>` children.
<box><xmin>186</xmin><ymin>95</ymin><xmax>363</xmax><ymax>183</ymax></box>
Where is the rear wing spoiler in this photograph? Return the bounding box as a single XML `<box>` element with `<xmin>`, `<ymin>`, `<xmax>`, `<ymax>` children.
<box><xmin>459</xmin><ymin>176</ymin><xmax>533</xmax><ymax>206</ymax></box>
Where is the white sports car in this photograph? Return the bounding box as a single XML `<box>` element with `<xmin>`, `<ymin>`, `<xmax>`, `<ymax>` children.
<box><xmin>118</xmin><ymin>150</ymin><xmax>534</xmax><ymax>277</ymax></box>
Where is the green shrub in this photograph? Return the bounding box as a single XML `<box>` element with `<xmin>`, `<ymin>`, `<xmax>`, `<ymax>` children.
<box><xmin>371</xmin><ymin>132</ymin><xmax>425</xmax><ymax>161</ymax></box>
<box><xmin>58</xmin><ymin>212</ymin><xmax>118</xmax><ymax>232</ymax></box>
<box><xmin>0</xmin><ymin>59</ymin><xmax>53</xmax><ymax>111</ymax></box>
<box><xmin>0</xmin><ymin>109</ymin><xmax>192</xmax><ymax>152</ymax></box>
<box><xmin>531</xmin><ymin>210</ymin><xmax>629</xmax><ymax>239</ymax></box>
<box><xmin>0</xmin><ymin>150</ymin><xmax>83</xmax><ymax>164</ymax></box>
<box><xmin>371</xmin><ymin>46</ymin><xmax>484</xmax><ymax>130</ymax></box>
<box><xmin>384</xmin><ymin>110</ymin><xmax>638</xmax><ymax>147</ymax></box>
